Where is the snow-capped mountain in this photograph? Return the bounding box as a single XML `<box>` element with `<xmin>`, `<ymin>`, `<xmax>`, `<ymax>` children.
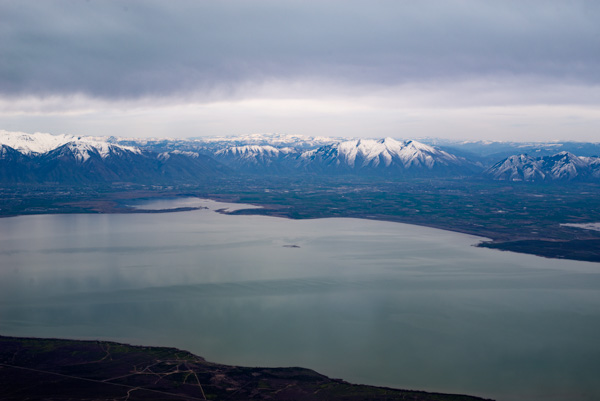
<box><xmin>541</xmin><ymin>152</ymin><xmax>591</xmax><ymax>180</ymax></box>
<box><xmin>0</xmin><ymin>131</ymin><xmax>226</xmax><ymax>184</ymax></box>
<box><xmin>431</xmin><ymin>138</ymin><xmax>600</xmax><ymax>165</ymax></box>
<box><xmin>44</xmin><ymin>141</ymin><xmax>142</xmax><ymax>164</ymax></box>
<box><xmin>0</xmin><ymin>131</ymin><xmax>76</xmax><ymax>155</ymax></box>
<box><xmin>214</xmin><ymin>145</ymin><xmax>298</xmax><ymax>173</ymax></box>
<box><xmin>485</xmin><ymin>154</ymin><xmax>545</xmax><ymax>181</ymax></box>
<box><xmin>0</xmin><ymin>130</ymin><xmax>139</xmax><ymax>157</ymax></box>
<box><xmin>207</xmin><ymin>137</ymin><xmax>477</xmax><ymax>176</ymax></box>
<box><xmin>3</xmin><ymin>130</ymin><xmax>599</xmax><ymax>184</ymax></box>
<box><xmin>485</xmin><ymin>152</ymin><xmax>600</xmax><ymax>181</ymax></box>
<box><xmin>299</xmin><ymin>138</ymin><xmax>476</xmax><ymax>175</ymax></box>
<box><xmin>193</xmin><ymin>133</ymin><xmax>340</xmax><ymax>150</ymax></box>
<box><xmin>215</xmin><ymin>145</ymin><xmax>293</xmax><ymax>163</ymax></box>
<box><xmin>158</xmin><ymin>150</ymin><xmax>201</xmax><ymax>161</ymax></box>
<box><xmin>109</xmin><ymin>133</ymin><xmax>341</xmax><ymax>155</ymax></box>
<box><xmin>589</xmin><ymin>158</ymin><xmax>600</xmax><ymax>179</ymax></box>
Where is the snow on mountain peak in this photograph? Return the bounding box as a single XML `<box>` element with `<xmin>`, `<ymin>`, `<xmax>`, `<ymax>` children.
<box><xmin>214</xmin><ymin>144</ymin><xmax>299</xmax><ymax>168</ymax></box>
<box><xmin>486</xmin><ymin>151</ymin><xmax>600</xmax><ymax>181</ymax></box>
<box><xmin>485</xmin><ymin>154</ymin><xmax>545</xmax><ymax>181</ymax></box>
<box><xmin>216</xmin><ymin>145</ymin><xmax>283</xmax><ymax>157</ymax></box>
<box><xmin>0</xmin><ymin>130</ymin><xmax>76</xmax><ymax>155</ymax></box>
<box><xmin>0</xmin><ymin>130</ymin><xmax>141</xmax><ymax>161</ymax></box>
<box><xmin>158</xmin><ymin>150</ymin><xmax>200</xmax><ymax>161</ymax></box>
<box><xmin>299</xmin><ymin>137</ymin><xmax>463</xmax><ymax>171</ymax></box>
<box><xmin>196</xmin><ymin>133</ymin><xmax>341</xmax><ymax>148</ymax></box>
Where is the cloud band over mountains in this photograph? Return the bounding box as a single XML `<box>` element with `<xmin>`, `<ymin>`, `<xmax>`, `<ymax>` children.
<box><xmin>1</xmin><ymin>0</ymin><xmax>599</xmax><ymax>140</ymax></box>
<box><xmin>2</xmin><ymin>0</ymin><xmax>599</xmax><ymax>98</ymax></box>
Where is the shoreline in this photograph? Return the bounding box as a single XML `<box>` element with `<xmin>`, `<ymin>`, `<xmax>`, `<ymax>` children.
<box><xmin>2</xmin><ymin>192</ymin><xmax>599</xmax><ymax>263</ymax></box>
<box><xmin>0</xmin><ymin>334</ymin><xmax>493</xmax><ymax>401</ymax></box>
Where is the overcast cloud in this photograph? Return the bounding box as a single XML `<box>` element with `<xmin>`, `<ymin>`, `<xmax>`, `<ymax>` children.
<box><xmin>1</xmin><ymin>0</ymin><xmax>599</xmax><ymax>140</ymax></box>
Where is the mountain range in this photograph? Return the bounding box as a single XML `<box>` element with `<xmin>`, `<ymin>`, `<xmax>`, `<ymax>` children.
<box><xmin>1</xmin><ymin>130</ymin><xmax>599</xmax><ymax>184</ymax></box>
<box><xmin>0</xmin><ymin>131</ymin><xmax>227</xmax><ymax>184</ymax></box>
<box><xmin>484</xmin><ymin>152</ymin><xmax>600</xmax><ymax>181</ymax></box>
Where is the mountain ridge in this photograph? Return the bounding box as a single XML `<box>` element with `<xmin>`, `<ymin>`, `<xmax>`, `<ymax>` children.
<box><xmin>2</xmin><ymin>130</ymin><xmax>600</xmax><ymax>183</ymax></box>
<box><xmin>485</xmin><ymin>151</ymin><xmax>600</xmax><ymax>181</ymax></box>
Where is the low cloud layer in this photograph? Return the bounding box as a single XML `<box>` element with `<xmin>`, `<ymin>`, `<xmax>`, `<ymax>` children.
<box><xmin>1</xmin><ymin>1</ymin><xmax>599</xmax><ymax>140</ymax></box>
<box><xmin>3</xmin><ymin>0</ymin><xmax>599</xmax><ymax>99</ymax></box>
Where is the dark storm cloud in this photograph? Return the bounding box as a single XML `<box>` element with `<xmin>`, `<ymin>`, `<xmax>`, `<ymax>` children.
<box><xmin>1</xmin><ymin>0</ymin><xmax>599</xmax><ymax>100</ymax></box>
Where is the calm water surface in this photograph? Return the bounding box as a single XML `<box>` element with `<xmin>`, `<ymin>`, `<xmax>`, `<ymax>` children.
<box><xmin>1</xmin><ymin>198</ymin><xmax>599</xmax><ymax>401</ymax></box>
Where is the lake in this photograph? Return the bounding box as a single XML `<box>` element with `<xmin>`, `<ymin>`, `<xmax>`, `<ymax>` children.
<box><xmin>0</xmin><ymin>198</ymin><xmax>599</xmax><ymax>401</ymax></box>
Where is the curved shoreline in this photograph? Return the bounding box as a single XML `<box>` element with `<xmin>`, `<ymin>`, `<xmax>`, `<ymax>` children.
<box><xmin>2</xmin><ymin>190</ymin><xmax>599</xmax><ymax>263</ymax></box>
<box><xmin>0</xmin><ymin>335</ymin><xmax>493</xmax><ymax>401</ymax></box>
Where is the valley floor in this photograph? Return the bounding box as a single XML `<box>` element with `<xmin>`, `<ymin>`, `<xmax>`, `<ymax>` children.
<box><xmin>1</xmin><ymin>177</ymin><xmax>600</xmax><ymax>262</ymax></box>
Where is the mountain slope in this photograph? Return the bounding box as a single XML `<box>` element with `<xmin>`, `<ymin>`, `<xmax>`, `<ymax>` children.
<box><xmin>0</xmin><ymin>144</ymin><xmax>36</xmax><ymax>182</ymax></box>
<box><xmin>299</xmin><ymin>138</ymin><xmax>477</xmax><ymax>176</ymax></box>
<box><xmin>214</xmin><ymin>145</ymin><xmax>297</xmax><ymax>173</ymax></box>
<box><xmin>4</xmin><ymin>131</ymin><xmax>599</xmax><ymax>183</ymax></box>
<box><xmin>0</xmin><ymin>132</ymin><xmax>228</xmax><ymax>184</ymax></box>
<box><xmin>483</xmin><ymin>154</ymin><xmax>546</xmax><ymax>181</ymax></box>
<box><xmin>485</xmin><ymin>152</ymin><xmax>600</xmax><ymax>181</ymax></box>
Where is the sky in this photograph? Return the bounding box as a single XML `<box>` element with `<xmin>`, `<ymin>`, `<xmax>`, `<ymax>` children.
<box><xmin>1</xmin><ymin>0</ymin><xmax>599</xmax><ymax>141</ymax></box>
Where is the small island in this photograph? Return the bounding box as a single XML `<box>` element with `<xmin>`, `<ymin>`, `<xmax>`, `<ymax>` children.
<box><xmin>0</xmin><ymin>336</ymin><xmax>492</xmax><ymax>401</ymax></box>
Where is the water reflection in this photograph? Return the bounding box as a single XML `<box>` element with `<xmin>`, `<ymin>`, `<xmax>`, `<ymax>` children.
<box><xmin>0</xmin><ymin>198</ymin><xmax>599</xmax><ymax>401</ymax></box>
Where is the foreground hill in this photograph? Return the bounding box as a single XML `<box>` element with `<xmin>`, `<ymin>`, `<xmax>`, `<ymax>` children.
<box><xmin>0</xmin><ymin>336</ymin><xmax>491</xmax><ymax>401</ymax></box>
